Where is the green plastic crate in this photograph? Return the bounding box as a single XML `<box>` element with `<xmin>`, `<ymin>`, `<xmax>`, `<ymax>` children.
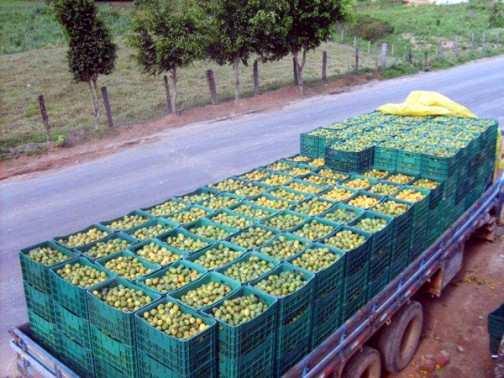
<box><xmin>135</xmin><ymin>297</ymin><xmax>217</xmax><ymax>377</ymax></box>
<box><xmin>28</xmin><ymin>310</ymin><xmax>60</xmax><ymax>354</ymax></box>
<box><xmin>396</xmin><ymin>150</ymin><xmax>423</xmax><ymax>176</ymax></box>
<box><xmin>367</xmin><ymin>268</ymin><xmax>390</xmax><ymax>300</ymax></box>
<box><xmin>90</xmin><ymin>326</ymin><xmax>137</xmax><ymax>378</ymax></box>
<box><xmin>342</xmin><ymin>292</ymin><xmax>367</xmax><ymax>322</ymax></box>
<box><xmin>50</xmin><ymin>256</ymin><xmax>113</xmax><ymax>316</ymax></box>
<box><xmin>19</xmin><ymin>240</ymin><xmax>76</xmax><ymax>293</ymax></box>
<box><xmin>158</xmin><ymin>228</ymin><xmax>212</xmax><ymax>257</ymax></box>
<box><xmin>373</xmin><ymin>147</ymin><xmax>398</xmax><ymax>172</ymax></box>
<box><xmin>310</xmin><ymin>293</ymin><xmax>342</xmax><ymax>349</ymax></box>
<box><xmin>325</xmin><ymin>145</ymin><xmax>374</xmax><ymax>173</ymax></box>
<box><xmin>351</xmin><ymin>210</ymin><xmax>393</xmax><ymax>261</ymax></box>
<box><xmin>87</xmin><ymin>278</ymin><xmax>160</xmax><ymax>345</ymax></box>
<box><xmin>59</xmin><ymin>333</ymin><xmax>94</xmax><ymax>377</ymax></box>
<box><xmin>218</xmin><ymin>251</ymin><xmax>278</xmax><ymax>284</ymax></box>
<box><xmin>96</xmin><ymin>249</ymin><xmax>161</xmax><ymax>281</ymax></box>
<box><xmin>421</xmin><ymin>149</ymin><xmax>463</xmax><ymax>181</ymax></box>
<box><xmin>186</xmin><ymin>218</ymin><xmax>239</xmax><ymax>242</ymax></box>
<box><xmin>24</xmin><ymin>282</ymin><xmax>55</xmax><ymax>322</ymax></box>
<box><xmin>319</xmin><ymin>203</ymin><xmax>364</xmax><ymax>225</ymax></box>
<box><xmin>55</xmin><ymin>224</ymin><xmax>110</xmax><ymax>250</ymax></box>
<box><xmin>54</xmin><ymin>301</ymin><xmax>91</xmax><ymax>348</ymax></box>
<box><xmin>343</xmin><ymin>271</ymin><xmax>368</xmax><ymax>306</ymax></box>
<box><xmin>78</xmin><ymin>232</ymin><xmax>136</xmax><ymax>261</ymax></box>
<box><xmin>262</xmin><ymin>210</ymin><xmax>309</xmax><ymax>233</ymax></box>
<box><xmin>126</xmin><ymin>218</ymin><xmax>178</xmax><ymax>242</ymax></box>
<box><xmin>100</xmin><ymin>210</ymin><xmax>152</xmax><ymax>233</ymax></box>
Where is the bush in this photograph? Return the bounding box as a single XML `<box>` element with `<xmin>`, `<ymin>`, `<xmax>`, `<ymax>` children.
<box><xmin>351</xmin><ymin>15</ymin><xmax>394</xmax><ymax>42</ymax></box>
<box><xmin>489</xmin><ymin>2</ymin><xmax>504</xmax><ymax>28</ymax></box>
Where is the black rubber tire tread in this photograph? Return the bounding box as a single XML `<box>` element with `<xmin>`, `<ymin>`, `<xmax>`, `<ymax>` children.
<box><xmin>342</xmin><ymin>346</ymin><xmax>382</xmax><ymax>378</ymax></box>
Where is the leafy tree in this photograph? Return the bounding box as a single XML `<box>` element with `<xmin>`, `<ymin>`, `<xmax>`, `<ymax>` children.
<box><xmin>130</xmin><ymin>0</ymin><xmax>207</xmax><ymax>113</ymax></box>
<box><xmin>53</xmin><ymin>0</ymin><xmax>117</xmax><ymax>127</ymax></box>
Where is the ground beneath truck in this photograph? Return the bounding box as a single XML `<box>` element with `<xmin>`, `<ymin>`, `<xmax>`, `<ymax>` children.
<box><xmin>391</xmin><ymin>227</ymin><xmax>504</xmax><ymax>378</ymax></box>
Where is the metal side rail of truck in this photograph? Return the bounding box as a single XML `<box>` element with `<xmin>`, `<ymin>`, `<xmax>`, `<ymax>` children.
<box><xmin>8</xmin><ymin>176</ymin><xmax>504</xmax><ymax>378</ymax></box>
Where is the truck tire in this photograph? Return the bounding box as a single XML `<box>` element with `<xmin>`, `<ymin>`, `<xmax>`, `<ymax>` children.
<box><xmin>342</xmin><ymin>346</ymin><xmax>381</xmax><ymax>378</ymax></box>
<box><xmin>378</xmin><ymin>301</ymin><xmax>423</xmax><ymax>374</ymax></box>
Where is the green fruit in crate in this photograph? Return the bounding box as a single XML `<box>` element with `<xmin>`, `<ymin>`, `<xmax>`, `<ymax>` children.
<box><xmin>60</xmin><ymin>227</ymin><xmax>108</xmax><ymax>248</ymax></box>
<box><xmin>413</xmin><ymin>178</ymin><xmax>439</xmax><ymax>190</ymax></box>
<box><xmin>286</xmin><ymin>181</ymin><xmax>321</xmax><ymax>194</ymax></box>
<box><xmin>179</xmin><ymin>191</ymin><xmax>213</xmax><ymax>204</ymax></box>
<box><xmin>369</xmin><ymin>183</ymin><xmax>399</xmax><ymax>196</ymax></box>
<box><xmin>143</xmin><ymin>302</ymin><xmax>208</xmax><ymax>339</ymax></box>
<box><xmin>234</xmin><ymin>183</ymin><xmax>263</xmax><ymax>198</ymax></box>
<box><xmin>322</xmin><ymin>208</ymin><xmax>358</xmax><ymax>224</ymax></box>
<box><xmin>253</xmin><ymin>196</ymin><xmax>290</xmax><ymax>210</ymax></box>
<box><xmin>304</xmin><ymin>174</ymin><xmax>338</xmax><ymax>186</ymax></box>
<box><xmin>290</xmin><ymin>155</ymin><xmax>312</xmax><ymax>163</ymax></box>
<box><xmin>322</xmin><ymin>187</ymin><xmax>353</xmax><ymax>202</ymax></box>
<box><xmin>348</xmin><ymin>195</ymin><xmax>380</xmax><ymax>209</ymax></box>
<box><xmin>311</xmin><ymin>158</ymin><xmax>325</xmax><ymax>168</ymax></box>
<box><xmin>211</xmin><ymin>178</ymin><xmax>244</xmax><ymax>192</ymax></box>
<box><xmin>149</xmin><ymin>200</ymin><xmax>186</xmax><ymax>217</ymax></box>
<box><xmin>324</xmin><ymin>230</ymin><xmax>366</xmax><ymax>251</ymax></box>
<box><xmin>395</xmin><ymin>189</ymin><xmax>426</xmax><ymax>203</ymax></box>
<box><xmin>223</xmin><ymin>255</ymin><xmax>274</xmax><ymax>282</ymax></box>
<box><xmin>374</xmin><ymin>200</ymin><xmax>409</xmax><ymax>217</ymax></box>
<box><xmin>243</xmin><ymin>170</ymin><xmax>268</xmax><ymax>181</ymax></box>
<box><xmin>104</xmin><ymin>256</ymin><xmax>153</xmax><ymax>280</ymax></box>
<box><xmin>189</xmin><ymin>224</ymin><xmax>232</xmax><ymax>240</ymax></box>
<box><xmin>363</xmin><ymin>169</ymin><xmax>390</xmax><ymax>179</ymax></box>
<box><xmin>291</xmin><ymin>247</ymin><xmax>338</xmax><ymax>272</ymax></box>
<box><xmin>132</xmin><ymin>223</ymin><xmax>172</xmax><ymax>240</ymax></box>
<box><xmin>256</xmin><ymin>271</ymin><xmax>306</xmax><ymax>297</ymax></box>
<box><xmin>92</xmin><ymin>285</ymin><xmax>152</xmax><ymax>312</ymax></box>
<box><xmin>211</xmin><ymin>295</ymin><xmax>267</xmax><ymax>326</ymax></box>
<box><xmin>144</xmin><ymin>265</ymin><xmax>201</xmax><ymax>292</ymax></box>
<box><xmin>294</xmin><ymin>220</ymin><xmax>334</xmax><ymax>241</ymax></box>
<box><xmin>171</xmin><ymin>207</ymin><xmax>208</xmax><ymax>224</ymax></box>
<box><xmin>263</xmin><ymin>174</ymin><xmax>291</xmax><ymax>186</ymax></box>
<box><xmin>28</xmin><ymin>246</ymin><xmax>69</xmax><ymax>266</ymax></box>
<box><xmin>265</xmin><ymin>213</ymin><xmax>304</xmax><ymax>231</ymax></box>
<box><xmin>202</xmin><ymin>196</ymin><xmax>239</xmax><ymax>210</ymax></box>
<box><xmin>294</xmin><ymin>199</ymin><xmax>332</xmax><ymax>216</ymax></box>
<box><xmin>271</xmin><ymin>188</ymin><xmax>306</xmax><ymax>203</ymax></box>
<box><xmin>108</xmin><ymin>215</ymin><xmax>148</xmax><ymax>231</ymax></box>
<box><xmin>289</xmin><ymin>167</ymin><xmax>311</xmax><ymax>177</ymax></box>
<box><xmin>319</xmin><ymin>169</ymin><xmax>348</xmax><ymax>181</ymax></box>
<box><xmin>56</xmin><ymin>262</ymin><xmax>108</xmax><ymax>288</ymax></box>
<box><xmin>193</xmin><ymin>244</ymin><xmax>241</xmax><ymax>269</ymax></box>
<box><xmin>181</xmin><ymin>281</ymin><xmax>231</xmax><ymax>308</ymax></box>
<box><xmin>233</xmin><ymin>204</ymin><xmax>272</xmax><ymax>220</ymax></box>
<box><xmin>260</xmin><ymin>237</ymin><xmax>305</xmax><ymax>260</ymax></box>
<box><xmin>165</xmin><ymin>233</ymin><xmax>207</xmax><ymax>252</ymax></box>
<box><xmin>268</xmin><ymin>161</ymin><xmax>291</xmax><ymax>171</ymax></box>
<box><xmin>387</xmin><ymin>174</ymin><xmax>414</xmax><ymax>185</ymax></box>
<box><xmin>136</xmin><ymin>242</ymin><xmax>181</xmax><ymax>266</ymax></box>
<box><xmin>355</xmin><ymin>217</ymin><xmax>387</xmax><ymax>233</ymax></box>
<box><xmin>211</xmin><ymin>212</ymin><xmax>251</xmax><ymax>229</ymax></box>
<box><xmin>230</xmin><ymin>227</ymin><xmax>274</xmax><ymax>249</ymax></box>
<box><xmin>344</xmin><ymin>178</ymin><xmax>371</xmax><ymax>190</ymax></box>
<box><xmin>86</xmin><ymin>238</ymin><xmax>130</xmax><ymax>259</ymax></box>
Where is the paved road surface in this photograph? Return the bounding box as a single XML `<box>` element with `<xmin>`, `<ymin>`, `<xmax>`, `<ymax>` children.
<box><xmin>1</xmin><ymin>56</ymin><xmax>503</xmax><ymax>374</ymax></box>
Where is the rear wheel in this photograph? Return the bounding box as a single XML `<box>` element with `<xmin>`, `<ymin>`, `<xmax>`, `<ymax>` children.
<box><xmin>342</xmin><ymin>346</ymin><xmax>382</xmax><ymax>378</ymax></box>
<box><xmin>378</xmin><ymin>300</ymin><xmax>423</xmax><ymax>373</ymax></box>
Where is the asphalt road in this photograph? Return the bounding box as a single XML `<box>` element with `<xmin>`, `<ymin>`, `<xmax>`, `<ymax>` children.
<box><xmin>1</xmin><ymin>56</ymin><xmax>503</xmax><ymax>374</ymax></box>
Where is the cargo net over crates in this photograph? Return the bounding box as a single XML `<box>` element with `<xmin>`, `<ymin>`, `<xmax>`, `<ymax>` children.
<box><xmin>20</xmin><ymin>111</ymin><xmax>498</xmax><ymax>377</ymax></box>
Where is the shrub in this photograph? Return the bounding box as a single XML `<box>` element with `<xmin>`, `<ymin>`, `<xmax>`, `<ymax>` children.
<box><xmin>351</xmin><ymin>15</ymin><xmax>394</xmax><ymax>42</ymax></box>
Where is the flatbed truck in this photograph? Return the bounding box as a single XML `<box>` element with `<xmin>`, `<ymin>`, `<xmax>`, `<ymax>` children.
<box><xmin>9</xmin><ymin>176</ymin><xmax>504</xmax><ymax>378</ymax></box>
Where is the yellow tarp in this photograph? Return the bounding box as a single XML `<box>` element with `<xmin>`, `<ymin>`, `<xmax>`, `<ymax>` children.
<box><xmin>378</xmin><ymin>90</ymin><xmax>503</xmax><ymax>172</ymax></box>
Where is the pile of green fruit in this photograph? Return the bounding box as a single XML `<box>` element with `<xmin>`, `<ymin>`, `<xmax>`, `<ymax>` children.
<box><xmin>108</xmin><ymin>214</ymin><xmax>148</xmax><ymax>231</ymax></box>
<box><xmin>318</xmin><ymin>169</ymin><xmax>348</xmax><ymax>181</ymax></box>
<box><xmin>268</xmin><ymin>161</ymin><xmax>291</xmax><ymax>171</ymax></box>
<box><xmin>56</xmin><ymin>262</ymin><xmax>108</xmax><ymax>288</ymax></box>
<box><xmin>254</xmin><ymin>196</ymin><xmax>290</xmax><ymax>210</ymax></box>
<box><xmin>171</xmin><ymin>207</ymin><xmax>209</xmax><ymax>225</ymax></box>
<box><xmin>211</xmin><ymin>212</ymin><xmax>251</xmax><ymax>229</ymax></box>
<box><xmin>262</xmin><ymin>174</ymin><xmax>291</xmax><ymax>186</ymax></box>
<box><xmin>211</xmin><ymin>178</ymin><xmax>244</xmax><ymax>193</ymax></box>
<box><xmin>374</xmin><ymin>200</ymin><xmax>409</xmax><ymax>217</ymax></box>
<box><xmin>289</xmin><ymin>155</ymin><xmax>311</xmax><ymax>163</ymax></box>
<box><xmin>260</xmin><ymin>237</ymin><xmax>305</xmax><ymax>260</ymax></box>
<box><xmin>149</xmin><ymin>200</ymin><xmax>186</xmax><ymax>217</ymax></box>
<box><xmin>324</xmin><ymin>230</ymin><xmax>366</xmax><ymax>251</ymax></box>
<box><xmin>132</xmin><ymin>223</ymin><xmax>172</xmax><ymax>240</ymax></box>
<box><xmin>143</xmin><ymin>265</ymin><xmax>202</xmax><ymax>292</ymax></box>
<box><xmin>322</xmin><ymin>187</ymin><xmax>353</xmax><ymax>202</ymax></box>
<box><xmin>230</xmin><ymin>227</ymin><xmax>274</xmax><ymax>249</ymax></box>
<box><xmin>202</xmin><ymin>195</ymin><xmax>239</xmax><ymax>210</ymax></box>
<box><xmin>211</xmin><ymin>295</ymin><xmax>267</xmax><ymax>326</ymax></box>
<box><xmin>180</xmin><ymin>191</ymin><xmax>213</xmax><ymax>205</ymax></box>
<box><xmin>293</xmin><ymin>199</ymin><xmax>332</xmax><ymax>216</ymax></box>
<box><xmin>395</xmin><ymin>189</ymin><xmax>426</xmax><ymax>203</ymax></box>
<box><xmin>242</xmin><ymin>169</ymin><xmax>268</xmax><ymax>181</ymax></box>
<box><xmin>355</xmin><ymin>217</ymin><xmax>388</xmax><ymax>233</ymax></box>
<box><xmin>189</xmin><ymin>223</ymin><xmax>233</xmax><ymax>240</ymax></box>
<box><xmin>59</xmin><ymin>227</ymin><xmax>108</xmax><ymax>248</ymax></box>
<box><xmin>136</xmin><ymin>242</ymin><xmax>181</xmax><ymax>266</ymax></box>
<box><xmin>387</xmin><ymin>174</ymin><xmax>414</xmax><ymax>185</ymax></box>
<box><xmin>286</xmin><ymin>181</ymin><xmax>322</xmax><ymax>194</ymax></box>
<box><xmin>294</xmin><ymin>220</ymin><xmax>334</xmax><ymax>241</ymax></box>
<box><xmin>413</xmin><ymin>178</ymin><xmax>439</xmax><ymax>190</ymax></box>
<box><xmin>288</xmin><ymin>167</ymin><xmax>312</xmax><ymax>177</ymax></box>
<box><xmin>27</xmin><ymin>246</ymin><xmax>69</xmax><ymax>266</ymax></box>
<box><xmin>92</xmin><ymin>285</ymin><xmax>152</xmax><ymax>312</ymax></box>
<box><xmin>233</xmin><ymin>183</ymin><xmax>263</xmax><ymax>198</ymax></box>
<box><xmin>348</xmin><ymin>195</ymin><xmax>380</xmax><ymax>209</ymax></box>
<box><xmin>344</xmin><ymin>178</ymin><xmax>371</xmax><ymax>190</ymax></box>
<box><xmin>291</xmin><ymin>247</ymin><xmax>338</xmax><ymax>272</ymax></box>
<box><xmin>303</xmin><ymin>174</ymin><xmax>338</xmax><ymax>186</ymax></box>
<box><xmin>256</xmin><ymin>271</ymin><xmax>306</xmax><ymax>297</ymax></box>
<box><xmin>271</xmin><ymin>188</ymin><xmax>307</xmax><ymax>203</ymax></box>
<box><xmin>165</xmin><ymin>233</ymin><xmax>208</xmax><ymax>253</ymax></box>
<box><xmin>142</xmin><ymin>302</ymin><xmax>208</xmax><ymax>339</ymax></box>
<box><xmin>264</xmin><ymin>212</ymin><xmax>304</xmax><ymax>231</ymax></box>
<box><xmin>86</xmin><ymin>238</ymin><xmax>130</xmax><ymax>259</ymax></box>
<box><xmin>193</xmin><ymin>244</ymin><xmax>241</xmax><ymax>269</ymax></box>
<box><xmin>322</xmin><ymin>207</ymin><xmax>359</xmax><ymax>224</ymax></box>
<box><xmin>222</xmin><ymin>255</ymin><xmax>274</xmax><ymax>283</ymax></box>
<box><xmin>363</xmin><ymin>169</ymin><xmax>389</xmax><ymax>179</ymax></box>
<box><xmin>233</xmin><ymin>203</ymin><xmax>274</xmax><ymax>220</ymax></box>
<box><xmin>104</xmin><ymin>255</ymin><xmax>153</xmax><ymax>280</ymax></box>
<box><xmin>180</xmin><ymin>281</ymin><xmax>232</xmax><ymax>309</ymax></box>
<box><xmin>369</xmin><ymin>183</ymin><xmax>400</xmax><ymax>196</ymax></box>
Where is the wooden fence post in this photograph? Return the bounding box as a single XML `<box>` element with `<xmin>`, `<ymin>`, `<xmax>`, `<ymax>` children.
<box><xmin>407</xmin><ymin>46</ymin><xmax>413</xmax><ymax>64</ymax></box>
<box><xmin>100</xmin><ymin>86</ymin><xmax>113</xmax><ymax>128</ymax></box>
<box><xmin>163</xmin><ymin>75</ymin><xmax>173</xmax><ymax>114</ymax></box>
<box><xmin>355</xmin><ymin>47</ymin><xmax>360</xmax><ymax>72</ymax></box>
<box><xmin>424</xmin><ymin>51</ymin><xmax>429</xmax><ymax>70</ymax></box>
<box><xmin>206</xmin><ymin>69</ymin><xmax>217</xmax><ymax>105</ymax></box>
<box><xmin>379</xmin><ymin>42</ymin><xmax>388</xmax><ymax>69</ymax></box>
<box><xmin>322</xmin><ymin>51</ymin><xmax>328</xmax><ymax>83</ymax></box>
<box><xmin>38</xmin><ymin>94</ymin><xmax>51</xmax><ymax>141</ymax></box>
<box><xmin>253</xmin><ymin>60</ymin><xmax>259</xmax><ymax>96</ymax></box>
<box><xmin>367</xmin><ymin>41</ymin><xmax>371</xmax><ymax>55</ymax></box>
<box><xmin>340</xmin><ymin>28</ymin><xmax>345</xmax><ymax>42</ymax></box>
<box><xmin>293</xmin><ymin>57</ymin><xmax>299</xmax><ymax>85</ymax></box>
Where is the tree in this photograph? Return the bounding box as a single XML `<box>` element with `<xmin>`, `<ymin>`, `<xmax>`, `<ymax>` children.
<box><xmin>130</xmin><ymin>0</ymin><xmax>206</xmax><ymax>113</ymax></box>
<box><xmin>259</xmin><ymin>0</ymin><xmax>354</xmax><ymax>94</ymax></box>
<box><xmin>53</xmin><ymin>0</ymin><xmax>117</xmax><ymax>128</ymax></box>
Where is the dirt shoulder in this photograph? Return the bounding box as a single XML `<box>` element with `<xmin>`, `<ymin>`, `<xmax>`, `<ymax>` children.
<box><xmin>0</xmin><ymin>72</ymin><xmax>376</xmax><ymax>181</ymax></box>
